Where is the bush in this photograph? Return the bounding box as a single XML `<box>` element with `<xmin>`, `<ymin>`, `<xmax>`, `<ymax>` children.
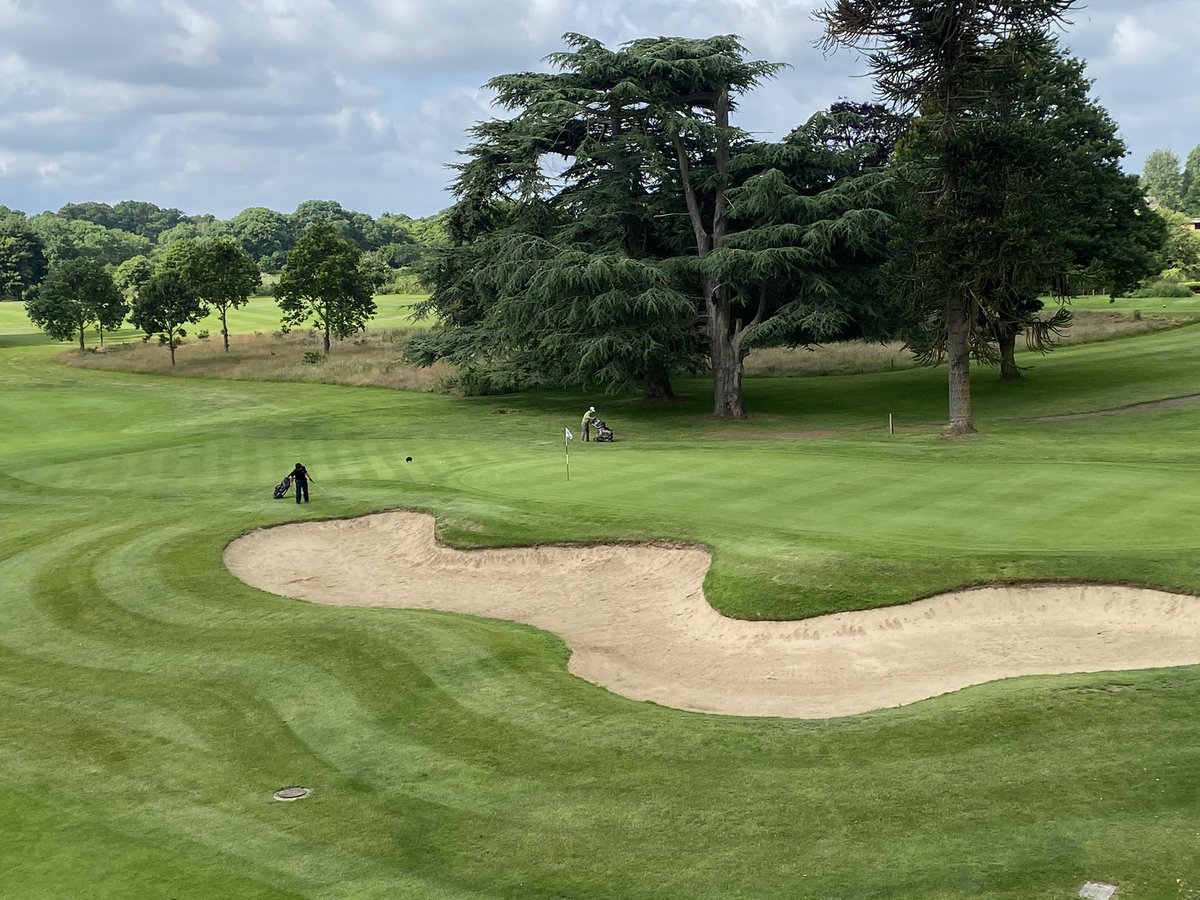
<box><xmin>301</xmin><ymin>350</ymin><xmax>323</xmax><ymax>365</ymax></box>
<box><xmin>382</xmin><ymin>268</ymin><xmax>427</xmax><ymax>294</ymax></box>
<box><xmin>1129</xmin><ymin>279</ymin><xmax>1194</xmax><ymax>298</ymax></box>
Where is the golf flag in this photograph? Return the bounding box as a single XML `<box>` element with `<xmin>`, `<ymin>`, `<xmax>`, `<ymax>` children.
<box><xmin>564</xmin><ymin>427</ymin><xmax>574</xmax><ymax>441</ymax></box>
<box><xmin>563</xmin><ymin>427</ymin><xmax>572</xmax><ymax>481</ymax></box>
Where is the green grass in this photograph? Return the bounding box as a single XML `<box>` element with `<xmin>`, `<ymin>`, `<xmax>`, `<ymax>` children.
<box><xmin>0</xmin><ymin>293</ymin><xmax>430</xmax><ymax>348</ymax></box>
<box><xmin>1065</xmin><ymin>291</ymin><xmax>1200</xmax><ymax>315</ymax></box>
<box><xmin>4</xmin><ymin>308</ymin><xmax>1200</xmax><ymax>897</ymax></box>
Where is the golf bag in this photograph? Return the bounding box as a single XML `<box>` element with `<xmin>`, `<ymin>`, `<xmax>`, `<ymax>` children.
<box><xmin>272</xmin><ymin>475</ymin><xmax>292</xmax><ymax>499</ymax></box>
<box><xmin>594</xmin><ymin>419</ymin><xmax>615</xmax><ymax>442</ymax></box>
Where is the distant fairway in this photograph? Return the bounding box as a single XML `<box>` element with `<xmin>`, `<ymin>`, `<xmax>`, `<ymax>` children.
<box><xmin>0</xmin><ymin>292</ymin><xmax>429</xmax><ymax>345</ymax></box>
<box><xmin>3</xmin><ymin>304</ymin><xmax>1200</xmax><ymax>896</ymax></box>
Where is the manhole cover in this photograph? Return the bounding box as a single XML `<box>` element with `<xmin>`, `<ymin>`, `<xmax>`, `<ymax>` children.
<box><xmin>273</xmin><ymin>786</ymin><xmax>311</xmax><ymax>801</ymax></box>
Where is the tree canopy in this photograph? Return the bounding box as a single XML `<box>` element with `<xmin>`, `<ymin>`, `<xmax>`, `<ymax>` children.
<box><xmin>820</xmin><ymin>0</ymin><xmax>1084</xmax><ymax>435</ymax></box>
<box><xmin>893</xmin><ymin>34</ymin><xmax>1164</xmax><ymax>382</ymax></box>
<box><xmin>181</xmin><ymin>237</ymin><xmax>261</xmax><ymax>351</ymax></box>
<box><xmin>0</xmin><ymin>219</ymin><xmax>49</xmax><ymax>301</ymax></box>
<box><xmin>25</xmin><ymin>258</ymin><xmax>126</xmax><ymax>350</ymax></box>
<box><xmin>412</xmin><ymin>33</ymin><xmax>895</xmax><ymax>414</ymax></box>
<box><xmin>1141</xmin><ymin>148</ymin><xmax>1185</xmax><ymax>212</ymax></box>
<box><xmin>276</xmin><ymin>222</ymin><xmax>376</xmax><ymax>354</ymax></box>
<box><xmin>1182</xmin><ymin>145</ymin><xmax>1200</xmax><ymax>217</ymax></box>
<box><xmin>129</xmin><ymin>270</ymin><xmax>204</xmax><ymax>365</ymax></box>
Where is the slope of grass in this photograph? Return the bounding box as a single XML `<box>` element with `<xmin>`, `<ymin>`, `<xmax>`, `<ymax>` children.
<box><xmin>3</xmin><ymin>319</ymin><xmax>1200</xmax><ymax>897</ymax></box>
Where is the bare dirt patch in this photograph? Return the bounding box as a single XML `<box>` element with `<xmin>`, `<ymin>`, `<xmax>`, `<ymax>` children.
<box><xmin>225</xmin><ymin>511</ymin><xmax>1200</xmax><ymax>718</ymax></box>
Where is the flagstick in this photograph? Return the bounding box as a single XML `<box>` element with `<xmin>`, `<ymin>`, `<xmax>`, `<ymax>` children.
<box><xmin>565</xmin><ymin>435</ymin><xmax>570</xmax><ymax>481</ymax></box>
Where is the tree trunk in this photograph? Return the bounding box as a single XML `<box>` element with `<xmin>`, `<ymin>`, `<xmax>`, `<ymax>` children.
<box><xmin>997</xmin><ymin>328</ymin><xmax>1021</xmax><ymax>381</ymax></box>
<box><xmin>708</xmin><ymin>284</ymin><xmax>746</xmax><ymax>418</ymax></box>
<box><xmin>945</xmin><ymin>292</ymin><xmax>975</xmax><ymax>436</ymax></box>
<box><xmin>324</xmin><ymin>319</ymin><xmax>331</xmax><ymax>354</ymax></box>
<box><xmin>169</xmin><ymin>337</ymin><xmax>177</xmax><ymax>366</ymax></box>
<box><xmin>643</xmin><ymin>368</ymin><xmax>675</xmax><ymax>401</ymax></box>
<box><xmin>78</xmin><ymin>325</ymin><xmax>85</xmax><ymax>351</ymax></box>
<box><xmin>221</xmin><ymin>307</ymin><xmax>230</xmax><ymax>351</ymax></box>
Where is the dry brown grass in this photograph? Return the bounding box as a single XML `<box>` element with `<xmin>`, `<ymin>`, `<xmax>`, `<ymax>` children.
<box><xmin>743</xmin><ymin>310</ymin><xmax>1186</xmax><ymax>377</ymax></box>
<box><xmin>64</xmin><ymin>328</ymin><xmax>453</xmax><ymax>391</ymax></box>
<box><xmin>60</xmin><ymin>310</ymin><xmax>1187</xmax><ymax>388</ymax></box>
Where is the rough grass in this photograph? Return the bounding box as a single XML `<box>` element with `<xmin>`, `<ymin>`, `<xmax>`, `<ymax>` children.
<box><xmin>65</xmin><ymin>328</ymin><xmax>453</xmax><ymax>391</ymax></box>
<box><xmin>744</xmin><ymin>308</ymin><xmax>1191</xmax><ymax>377</ymax></box>
<box><xmin>45</xmin><ymin>304</ymin><xmax>1192</xmax><ymax>389</ymax></box>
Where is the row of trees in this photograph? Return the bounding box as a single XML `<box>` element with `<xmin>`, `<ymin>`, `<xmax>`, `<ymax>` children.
<box><xmin>0</xmin><ymin>200</ymin><xmax>446</xmax><ymax>303</ymax></box>
<box><xmin>410</xmin><ymin>10</ymin><xmax>1167</xmax><ymax>431</ymax></box>
<box><xmin>24</xmin><ymin>224</ymin><xmax>376</xmax><ymax>363</ymax></box>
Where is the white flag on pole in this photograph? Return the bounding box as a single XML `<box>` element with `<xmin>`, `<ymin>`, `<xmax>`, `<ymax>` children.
<box><xmin>564</xmin><ymin>427</ymin><xmax>573</xmax><ymax>441</ymax></box>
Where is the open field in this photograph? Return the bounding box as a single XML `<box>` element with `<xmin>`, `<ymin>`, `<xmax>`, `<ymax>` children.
<box><xmin>0</xmin><ymin>293</ymin><xmax>429</xmax><ymax>343</ymax></box>
<box><xmin>4</xmin><ymin>307</ymin><xmax>1200</xmax><ymax>897</ymax></box>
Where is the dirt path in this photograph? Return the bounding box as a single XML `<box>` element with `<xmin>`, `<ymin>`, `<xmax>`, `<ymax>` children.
<box><xmin>224</xmin><ymin>511</ymin><xmax>1200</xmax><ymax>718</ymax></box>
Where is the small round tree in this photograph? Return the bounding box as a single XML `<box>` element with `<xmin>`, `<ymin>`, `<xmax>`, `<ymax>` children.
<box><xmin>130</xmin><ymin>270</ymin><xmax>205</xmax><ymax>365</ymax></box>
<box><xmin>183</xmin><ymin>236</ymin><xmax>261</xmax><ymax>351</ymax></box>
<box><xmin>276</xmin><ymin>222</ymin><xmax>376</xmax><ymax>354</ymax></box>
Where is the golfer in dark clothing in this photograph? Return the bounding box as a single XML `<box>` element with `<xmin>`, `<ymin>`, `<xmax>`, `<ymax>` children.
<box><xmin>288</xmin><ymin>462</ymin><xmax>310</xmax><ymax>504</ymax></box>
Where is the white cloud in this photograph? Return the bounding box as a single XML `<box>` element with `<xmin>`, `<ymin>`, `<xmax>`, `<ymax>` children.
<box><xmin>1109</xmin><ymin>15</ymin><xmax>1168</xmax><ymax>64</ymax></box>
<box><xmin>0</xmin><ymin>0</ymin><xmax>1196</xmax><ymax>217</ymax></box>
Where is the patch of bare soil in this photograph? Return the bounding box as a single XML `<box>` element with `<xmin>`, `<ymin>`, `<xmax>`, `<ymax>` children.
<box><xmin>224</xmin><ymin>511</ymin><xmax>1200</xmax><ymax>718</ymax></box>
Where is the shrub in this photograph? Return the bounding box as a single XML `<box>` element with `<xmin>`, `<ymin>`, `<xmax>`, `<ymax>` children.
<box><xmin>1129</xmin><ymin>279</ymin><xmax>1194</xmax><ymax>298</ymax></box>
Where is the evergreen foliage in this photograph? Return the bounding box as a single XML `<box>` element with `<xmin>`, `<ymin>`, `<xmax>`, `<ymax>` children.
<box><xmin>892</xmin><ymin>34</ymin><xmax>1164</xmax><ymax>381</ymax></box>
<box><xmin>821</xmin><ymin>0</ymin><xmax>1084</xmax><ymax>433</ymax></box>
<box><xmin>413</xmin><ymin>34</ymin><xmax>894</xmax><ymax>412</ymax></box>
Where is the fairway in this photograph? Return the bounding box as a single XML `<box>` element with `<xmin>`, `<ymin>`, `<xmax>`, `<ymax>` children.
<box><xmin>5</xmin><ymin>307</ymin><xmax>1200</xmax><ymax>897</ymax></box>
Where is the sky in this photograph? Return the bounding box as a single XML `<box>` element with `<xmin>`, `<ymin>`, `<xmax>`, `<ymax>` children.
<box><xmin>1</xmin><ymin>0</ymin><xmax>1197</xmax><ymax>221</ymax></box>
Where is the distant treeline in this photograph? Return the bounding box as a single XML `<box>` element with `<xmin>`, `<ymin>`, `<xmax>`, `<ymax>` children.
<box><xmin>0</xmin><ymin>199</ymin><xmax>446</xmax><ymax>296</ymax></box>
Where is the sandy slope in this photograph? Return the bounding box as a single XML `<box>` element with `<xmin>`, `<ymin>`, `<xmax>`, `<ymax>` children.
<box><xmin>224</xmin><ymin>510</ymin><xmax>1200</xmax><ymax>718</ymax></box>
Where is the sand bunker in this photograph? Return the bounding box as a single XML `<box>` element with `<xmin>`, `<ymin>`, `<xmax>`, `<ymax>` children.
<box><xmin>224</xmin><ymin>511</ymin><xmax>1200</xmax><ymax>718</ymax></box>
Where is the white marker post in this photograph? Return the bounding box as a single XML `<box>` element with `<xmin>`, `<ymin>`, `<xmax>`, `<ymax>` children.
<box><xmin>564</xmin><ymin>427</ymin><xmax>573</xmax><ymax>481</ymax></box>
